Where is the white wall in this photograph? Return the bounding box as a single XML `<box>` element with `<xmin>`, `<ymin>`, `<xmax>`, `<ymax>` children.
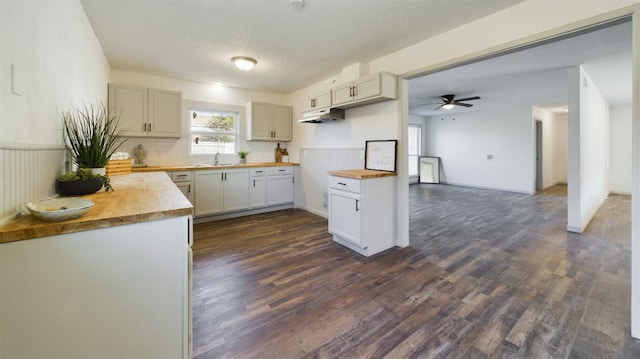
<box><xmin>110</xmin><ymin>70</ymin><xmax>289</xmax><ymax>165</ymax></box>
<box><xmin>567</xmin><ymin>66</ymin><xmax>610</xmax><ymax>233</ymax></box>
<box><xmin>423</xmin><ymin>106</ymin><xmax>535</xmax><ymax>193</ymax></box>
<box><xmin>0</xmin><ymin>0</ymin><xmax>110</xmax><ymax>222</ymax></box>
<box><xmin>533</xmin><ymin>106</ymin><xmax>568</xmax><ymax>189</ymax></box>
<box><xmin>0</xmin><ymin>0</ymin><xmax>110</xmax><ymax>147</ymax></box>
<box><xmin>610</xmin><ymin>104</ymin><xmax>632</xmax><ymax>194</ymax></box>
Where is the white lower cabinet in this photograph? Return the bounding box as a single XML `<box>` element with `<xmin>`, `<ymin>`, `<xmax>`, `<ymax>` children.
<box><xmin>250</xmin><ymin>168</ymin><xmax>267</xmax><ymax>208</ymax></box>
<box><xmin>224</xmin><ymin>170</ymin><xmax>251</xmax><ymax>211</ymax></box>
<box><xmin>0</xmin><ymin>216</ymin><xmax>192</xmax><ymax>358</ymax></box>
<box><xmin>170</xmin><ymin>171</ymin><xmax>194</xmax><ymax>205</ymax></box>
<box><xmin>266</xmin><ymin>166</ymin><xmax>294</xmax><ymax>206</ymax></box>
<box><xmin>328</xmin><ymin>174</ymin><xmax>396</xmax><ymax>256</ymax></box>
<box><xmin>192</xmin><ymin>166</ymin><xmax>294</xmax><ymax>219</ymax></box>
<box><xmin>328</xmin><ymin>189</ymin><xmax>362</xmax><ymax>246</ymax></box>
<box><xmin>194</xmin><ymin>169</ymin><xmax>249</xmax><ymax>216</ymax></box>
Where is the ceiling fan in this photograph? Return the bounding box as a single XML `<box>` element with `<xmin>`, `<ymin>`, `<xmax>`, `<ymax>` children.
<box><xmin>419</xmin><ymin>94</ymin><xmax>481</xmax><ymax>110</ymax></box>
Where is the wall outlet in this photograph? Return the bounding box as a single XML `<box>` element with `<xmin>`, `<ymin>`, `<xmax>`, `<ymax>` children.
<box><xmin>323</xmin><ymin>191</ymin><xmax>327</xmax><ymax>208</ymax></box>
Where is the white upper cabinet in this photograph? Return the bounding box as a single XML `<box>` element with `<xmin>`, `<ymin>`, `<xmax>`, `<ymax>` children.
<box><xmin>109</xmin><ymin>84</ymin><xmax>182</xmax><ymax>138</ymax></box>
<box><xmin>301</xmin><ymin>91</ymin><xmax>332</xmax><ymax>113</ymax></box>
<box><xmin>148</xmin><ymin>89</ymin><xmax>182</xmax><ymax>137</ymax></box>
<box><xmin>246</xmin><ymin>102</ymin><xmax>292</xmax><ymax>141</ymax></box>
<box><xmin>109</xmin><ymin>84</ymin><xmax>148</xmax><ymax>137</ymax></box>
<box><xmin>331</xmin><ymin>72</ymin><xmax>397</xmax><ymax>109</ymax></box>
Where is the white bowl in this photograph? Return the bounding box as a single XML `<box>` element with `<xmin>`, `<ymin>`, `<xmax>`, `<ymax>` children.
<box><xmin>26</xmin><ymin>197</ymin><xmax>94</xmax><ymax>222</ymax></box>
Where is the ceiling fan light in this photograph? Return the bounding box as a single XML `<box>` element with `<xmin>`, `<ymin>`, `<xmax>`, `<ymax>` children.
<box><xmin>442</xmin><ymin>103</ymin><xmax>455</xmax><ymax>110</ymax></box>
<box><xmin>231</xmin><ymin>56</ymin><xmax>257</xmax><ymax>71</ymax></box>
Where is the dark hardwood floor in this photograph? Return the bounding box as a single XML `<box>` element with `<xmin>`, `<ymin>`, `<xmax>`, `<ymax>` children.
<box><xmin>192</xmin><ymin>184</ymin><xmax>640</xmax><ymax>358</ymax></box>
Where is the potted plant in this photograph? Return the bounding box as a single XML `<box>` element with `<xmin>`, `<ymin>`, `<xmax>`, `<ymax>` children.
<box><xmin>56</xmin><ymin>168</ymin><xmax>113</xmax><ymax>195</ymax></box>
<box><xmin>238</xmin><ymin>150</ymin><xmax>249</xmax><ymax>164</ymax></box>
<box><xmin>60</xmin><ymin>101</ymin><xmax>127</xmax><ymax>193</ymax></box>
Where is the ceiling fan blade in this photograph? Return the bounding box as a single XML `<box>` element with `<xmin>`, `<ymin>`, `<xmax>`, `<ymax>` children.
<box><xmin>456</xmin><ymin>103</ymin><xmax>473</xmax><ymax>107</ymax></box>
<box><xmin>433</xmin><ymin>104</ymin><xmax>444</xmax><ymax>110</ymax></box>
<box><xmin>455</xmin><ymin>96</ymin><xmax>481</xmax><ymax>102</ymax></box>
<box><xmin>414</xmin><ymin>102</ymin><xmax>440</xmax><ymax>107</ymax></box>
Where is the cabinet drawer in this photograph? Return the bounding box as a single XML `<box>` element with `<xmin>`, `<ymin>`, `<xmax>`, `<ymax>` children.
<box><xmin>251</xmin><ymin>168</ymin><xmax>266</xmax><ymax>177</ymax></box>
<box><xmin>170</xmin><ymin>171</ymin><xmax>193</xmax><ymax>182</ymax></box>
<box><xmin>266</xmin><ymin>166</ymin><xmax>294</xmax><ymax>176</ymax></box>
<box><xmin>328</xmin><ymin>176</ymin><xmax>361</xmax><ymax>193</ymax></box>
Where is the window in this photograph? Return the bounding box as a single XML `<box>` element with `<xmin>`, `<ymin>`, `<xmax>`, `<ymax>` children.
<box><xmin>190</xmin><ymin>108</ymin><xmax>238</xmax><ymax>155</ymax></box>
<box><xmin>408</xmin><ymin>124</ymin><xmax>422</xmax><ymax>176</ymax></box>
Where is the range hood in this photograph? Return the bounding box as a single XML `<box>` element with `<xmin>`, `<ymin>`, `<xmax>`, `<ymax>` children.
<box><xmin>298</xmin><ymin>108</ymin><xmax>345</xmax><ymax>124</ymax></box>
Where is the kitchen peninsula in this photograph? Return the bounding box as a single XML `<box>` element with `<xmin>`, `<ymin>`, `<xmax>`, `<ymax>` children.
<box><xmin>0</xmin><ymin>172</ymin><xmax>193</xmax><ymax>359</ymax></box>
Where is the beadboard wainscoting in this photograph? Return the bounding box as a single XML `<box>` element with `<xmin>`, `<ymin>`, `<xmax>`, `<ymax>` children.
<box><xmin>1</xmin><ymin>145</ymin><xmax>66</xmax><ymax>223</ymax></box>
<box><xmin>297</xmin><ymin>148</ymin><xmax>364</xmax><ymax>217</ymax></box>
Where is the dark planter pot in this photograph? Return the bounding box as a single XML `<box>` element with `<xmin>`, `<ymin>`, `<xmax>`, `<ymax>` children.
<box><xmin>56</xmin><ymin>178</ymin><xmax>104</xmax><ymax>196</ymax></box>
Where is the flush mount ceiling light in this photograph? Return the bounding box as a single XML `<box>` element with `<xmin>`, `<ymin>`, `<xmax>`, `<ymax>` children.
<box><xmin>231</xmin><ymin>56</ymin><xmax>257</xmax><ymax>71</ymax></box>
<box><xmin>291</xmin><ymin>0</ymin><xmax>304</xmax><ymax>8</ymax></box>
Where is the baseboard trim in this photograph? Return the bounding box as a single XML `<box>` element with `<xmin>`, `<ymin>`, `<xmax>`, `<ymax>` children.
<box><xmin>193</xmin><ymin>204</ymin><xmax>294</xmax><ymax>224</ymax></box>
<box><xmin>435</xmin><ymin>182</ymin><xmax>534</xmax><ymax>195</ymax></box>
<box><xmin>296</xmin><ymin>205</ymin><xmax>328</xmax><ymax>219</ymax></box>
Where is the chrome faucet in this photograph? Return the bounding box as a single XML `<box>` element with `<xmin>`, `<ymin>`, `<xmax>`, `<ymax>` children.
<box><xmin>214</xmin><ymin>152</ymin><xmax>220</xmax><ymax>166</ymax></box>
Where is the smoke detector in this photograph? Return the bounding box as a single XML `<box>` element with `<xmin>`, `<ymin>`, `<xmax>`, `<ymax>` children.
<box><xmin>291</xmin><ymin>0</ymin><xmax>304</xmax><ymax>9</ymax></box>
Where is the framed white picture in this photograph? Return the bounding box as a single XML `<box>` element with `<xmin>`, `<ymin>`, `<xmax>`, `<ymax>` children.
<box><xmin>365</xmin><ymin>140</ymin><xmax>397</xmax><ymax>172</ymax></box>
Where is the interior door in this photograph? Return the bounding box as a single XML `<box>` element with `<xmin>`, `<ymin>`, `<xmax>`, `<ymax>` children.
<box><xmin>535</xmin><ymin>120</ymin><xmax>543</xmax><ymax>191</ymax></box>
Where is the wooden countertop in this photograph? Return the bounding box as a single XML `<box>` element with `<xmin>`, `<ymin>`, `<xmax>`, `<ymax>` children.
<box><xmin>133</xmin><ymin>162</ymin><xmax>299</xmax><ymax>172</ymax></box>
<box><xmin>328</xmin><ymin>169</ymin><xmax>397</xmax><ymax>179</ymax></box>
<box><xmin>0</xmin><ymin>172</ymin><xmax>193</xmax><ymax>244</ymax></box>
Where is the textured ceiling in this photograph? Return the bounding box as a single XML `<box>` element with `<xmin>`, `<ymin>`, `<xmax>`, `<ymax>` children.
<box><xmin>408</xmin><ymin>20</ymin><xmax>632</xmax><ymax>116</ymax></box>
<box><xmin>80</xmin><ymin>0</ymin><xmax>524</xmax><ymax>93</ymax></box>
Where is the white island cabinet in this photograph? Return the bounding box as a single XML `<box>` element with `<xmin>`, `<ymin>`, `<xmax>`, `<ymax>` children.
<box><xmin>0</xmin><ymin>173</ymin><xmax>193</xmax><ymax>359</ymax></box>
<box><xmin>328</xmin><ymin>169</ymin><xmax>396</xmax><ymax>257</ymax></box>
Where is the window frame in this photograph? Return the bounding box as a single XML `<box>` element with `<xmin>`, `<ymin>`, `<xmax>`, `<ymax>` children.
<box><xmin>185</xmin><ymin>100</ymin><xmax>244</xmax><ymax>157</ymax></box>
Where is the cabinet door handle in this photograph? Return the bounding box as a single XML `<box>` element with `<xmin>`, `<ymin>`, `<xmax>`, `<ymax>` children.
<box><xmin>278</xmin><ymin>169</ymin><xmax>285</xmax><ymax>172</ymax></box>
<box><xmin>356</xmin><ymin>199</ymin><xmax>359</xmax><ymax>212</ymax></box>
<box><xmin>188</xmin><ymin>184</ymin><xmax>191</xmax><ymax>193</ymax></box>
<box><xmin>143</xmin><ymin>123</ymin><xmax>147</xmax><ymax>131</ymax></box>
<box><xmin>147</xmin><ymin>123</ymin><xmax>151</xmax><ymax>132</ymax></box>
<box><xmin>337</xmin><ymin>182</ymin><xmax>346</xmax><ymax>186</ymax></box>
<box><xmin>292</xmin><ymin>177</ymin><xmax>294</xmax><ymax>184</ymax></box>
<box><xmin>221</xmin><ymin>173</ymin><xmax>224</xmax><ymax>181</ymax></box>
<box><xmin>253</xmin><ymin>179</ymin><xmax>255</xmax><ymax>187</ymax></box>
